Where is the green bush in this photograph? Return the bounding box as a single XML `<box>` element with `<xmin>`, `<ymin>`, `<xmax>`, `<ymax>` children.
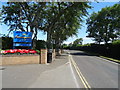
<box><xmin>112</xmin><ymin>40</ymin><xmax>120</xmax><ymax>45</ymax></box>
<box><xmin>36</xmin><ymin>40</ymin><xmax>46</xmax><ymax>49</ymax></box>
<box><xmin>1</xmin><ymin>37</ymin><xmax>13</xmax><ymax>49</ymax></box>
<box><xmin>35</xmin><ymin>50</ymin><xmax>40</xmax><ymax>54</ymax></box>
<box><xmin>76</xmin><ymin>44</ymin><xmax>82</xmax><ymax>47</ymax></box>
<box><xmin>82</xmin><ymin>43</ymin><xmax>91</xmax><ymax>46</ymax></box>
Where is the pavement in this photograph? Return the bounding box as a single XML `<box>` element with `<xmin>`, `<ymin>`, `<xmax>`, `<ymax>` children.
<box><xmin>2</xmin><ymin>51</ymin><xmax>81</xmax><ymax>88</ymax></box>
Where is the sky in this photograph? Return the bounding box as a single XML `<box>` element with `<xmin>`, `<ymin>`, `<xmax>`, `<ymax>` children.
<box><xmin>64</xmin><ymin>2</ymin><xmax>118</xmax><ymax>44</ymax></box>
<box><xmin>0</xmin><ymin>1</ymin><xmax>119</xmax><ymax>45</ymax></box>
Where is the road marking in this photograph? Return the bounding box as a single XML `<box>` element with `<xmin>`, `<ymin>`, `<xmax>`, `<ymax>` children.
<box><xmin>95</xmin><ymin>56</ymin><xmax>118</xmax><ymax>65</ymax></box>
<box><xmin>68</xmin><ymin>56</ymin><xmax>80</xmax><ymax>88</ymax></box>
<box><xmin>65</xmin><ymin>62</ymin><xmax>70</xmax><ymax>65</ymax></box>
<box><xmin>46</xmin><ymin>63</ymin><xmax>50</xmax><ymax>65</ymax></box>
<box><xmin>68</xmin><ymin>54</ymin><xmax>91</xmax><ymax>90</ymax></box>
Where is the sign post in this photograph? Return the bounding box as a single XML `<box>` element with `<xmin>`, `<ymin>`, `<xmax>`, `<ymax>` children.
<box><xmin>13</xmin><ymin>31</ymin><xmax>32</xmax><ymax>49</ymax></box>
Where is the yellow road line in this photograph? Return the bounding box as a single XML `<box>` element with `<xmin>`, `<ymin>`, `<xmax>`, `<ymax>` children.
<box><xmin>100</xmin><ymin>56</ymin><xmax>120</xmax><ymax>63</ymax></box>
<box><xmin>68</xmin><ymin>57</ymin><xmax>80</xmax><ymax>88</ymax></box>
<box><xmin>72</xmin><ymin>58</ymin><xmax>91</xmax><ymax>88</ymax></box>
<box><xmin>71</xmin><ymin>60</ymin><xmax>87</xmax><ymax>88</ymax></box>
<box><xmin>95</xmin><ymin>56</ymin><xmax>119</xmax><ymax>65</ymax></box>
<box><xmin>69</xmin><ymin>55</ymin><xmax>91</xmax><ymax>90</ymax></box>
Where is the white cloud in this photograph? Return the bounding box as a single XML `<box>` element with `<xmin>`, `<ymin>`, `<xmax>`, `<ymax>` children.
<box><xmin>83</xmin><ymin>37</ymin><xmax>91</xmax><ymax>40</ymax></box>
<box><xmin>63</xmin><ymin>37</ymin><xmax>94</xmax><ymax>45</ymax></box>
<box><xmin>63</xmin><ymin>41</ymin><xmax>72</xmax><ymax>45</ymax></box>
<box><xmin>82</xmin><ymin>37</ymin><xmax>94</xmax><ymax>44</ymax></box>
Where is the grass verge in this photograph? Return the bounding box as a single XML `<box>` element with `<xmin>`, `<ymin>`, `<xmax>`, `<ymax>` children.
<box><xmin>99</xmin><ymin>56</ymin><xmax>120</xmax><ymax>64</ymax></box>
<box><xmin>82</xmin><ymin>51</ymin><xmax>120</xmax><ymax>64</ymax></box>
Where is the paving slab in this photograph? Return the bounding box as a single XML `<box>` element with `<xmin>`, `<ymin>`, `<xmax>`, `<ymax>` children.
<box><xmin>2</xmin><ymin>52</ymin><xmax>80</xmax><ymax>88</ymax></box>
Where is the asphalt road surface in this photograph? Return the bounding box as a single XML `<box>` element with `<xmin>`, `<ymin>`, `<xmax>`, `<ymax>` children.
<box><xmin>68</xmin><ymin>50</ymin><xmax>119</xmax><ymax>88</ymax></box>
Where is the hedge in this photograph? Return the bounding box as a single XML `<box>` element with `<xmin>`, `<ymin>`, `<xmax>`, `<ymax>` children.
<box><xmin>69</xmin><ymin>43</ymin><xmax>120</xmax><ymax>60</ymax></box>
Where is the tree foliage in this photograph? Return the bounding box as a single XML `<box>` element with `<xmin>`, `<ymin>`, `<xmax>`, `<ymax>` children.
<box><xmin>50</xmin><ymin>2</ymin><xmax>91</xmax><ymax>50</ymax></box>
<box><xmin>86</xmin><ymin>3</ymin><xmax>120</xmax><ymax>44</ymax></box>
<box><xmin>2</xmin><ymin>2</ymin><xmax>91</xmax><ymax>50</ymax></box>
<box><xmin>2</xmin><ymin>2</ymin><xmax>47</xmax><ymax>48</ymax></box>
<box><xmin>73</xmin><ymin>38</ymin><xmax>83</xmax><ymax>46</ymax></box>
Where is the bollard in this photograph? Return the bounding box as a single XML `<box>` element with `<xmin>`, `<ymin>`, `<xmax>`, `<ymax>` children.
<box><xmin>52</xmin><ymin>49</ymin><xmax>56</xmax><ymax>60</ymax></box>
<box><xmin>61</xmin><ymin>49</ymin><xmax>64</xmax><ymax>53</ymax></box>
<box><xmin>47</xmin><ymin>49</ymin><xmax>52</xmax><ymax>63</ymax></box>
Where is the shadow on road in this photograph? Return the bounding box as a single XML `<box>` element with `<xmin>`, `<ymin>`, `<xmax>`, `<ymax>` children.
<box><xmin>70</xmin><ymin>52</ymin><xmax>96</xmax><ymax>56</ymax></box>
<box><xmin>0</xmin><ymin>67</ymin><xmax>6</xmax><ymax>70</ymax></box>
<box><xmin>56</xmin><ymin>54</ymin><xmax>68</xmax><ymax>59</ymax></box>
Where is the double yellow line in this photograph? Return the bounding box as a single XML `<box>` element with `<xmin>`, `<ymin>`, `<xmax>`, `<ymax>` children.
<box><xmin>69</xmin><ymin>55</ymin><xmax>91</xmax><ymax>90</ymax></box>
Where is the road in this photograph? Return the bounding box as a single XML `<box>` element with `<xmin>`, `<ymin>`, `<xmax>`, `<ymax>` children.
<box><xmin>68</xmin><ymin>50</ymin><xmax>119</xmax><ymax>88</ymax></box>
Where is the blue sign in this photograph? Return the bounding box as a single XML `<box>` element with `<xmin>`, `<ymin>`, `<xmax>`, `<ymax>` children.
<box><xmin>13</xmin><ymin>31</ymin><xmax>32</xmax><ymax>48</ymax></box>
<box><xmin>13</xmin><ymin>43</ymin><xmax>32</xmax><ymax>47</ymax></box>
<box><xmin>13</xmin><ymin>31</ymin><xmax>32</xmax><ymax>43</ymax></box>
<box><xmin>14</xmin><ymin>38</ymin><xmax>32</xmax><ymax>42</ymax></box>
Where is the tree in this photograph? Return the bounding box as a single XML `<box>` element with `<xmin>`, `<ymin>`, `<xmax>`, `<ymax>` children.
<box><xmin>2</xmin><ymin>2</ymin><xmax>46</xmax><ymax>49</ymax></box>
<box><xmin>86</xmin><ymin>4</ymin><xmax>120</xmax><ymax>44</ymax></box>
<box><xmin>72</xmin><ymin>38</ymin><xmax>83</xmax><ymax>48</ymax></box>
<box><xmin>73</xmin><ymin>38</ymin><xmax>83</xmax><ymax>46</ymax></box>
<box><xmin>86</xmin><ymin>12</ymin><xmax>104</xmax><ymax>44</ymax></box>
<box><xmin>68</xmin><ymin>43</ymin><xmax>73</xmax><ymax>48</ymax></box>
<box><xmin>49</xmin><ymin>2</ymin><xmax>91</xmax><ymax>53</ymax></box>
<box><xmin>2</xmin><ymin>2</ymin><xmax>91</xmax><ymax>51</ymax></box>
<box><xmin>62</xmin><ymin>44</ymin><xmax>68</xmax><ymax>49</ymax></box>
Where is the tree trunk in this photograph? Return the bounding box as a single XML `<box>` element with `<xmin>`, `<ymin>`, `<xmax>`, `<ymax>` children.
<box><xmin>32</xmin><ymin>27</ymin><xmax>37</xmax><ymax>49</ymax></box>
<box><xmin>55</xmin><ymin>38</ymin><xmax>61</xmax><ymax>56</ymax></box>
<box><xmin>47</xmin><ymin>29</ymin><xmax>53</xmax><ymax>53</ymax></box>
<box><xmin>32</xmin><ymin>39</ymin><xmax>36</xmax><ymax>49</ymax></box>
